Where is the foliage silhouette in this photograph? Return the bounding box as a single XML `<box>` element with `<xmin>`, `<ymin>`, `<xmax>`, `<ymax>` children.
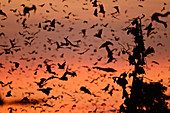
<box><xmin>113</xmin><ymin>15</ymin><xmax>169</xmax><ymax>113</ymax></box>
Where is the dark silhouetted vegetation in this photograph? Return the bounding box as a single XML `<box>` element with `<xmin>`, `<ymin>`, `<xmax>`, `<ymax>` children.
<box><xmin>113</xmin><ymin>15</ymin><xmax>170</xmax><ymax>113</ymax></box>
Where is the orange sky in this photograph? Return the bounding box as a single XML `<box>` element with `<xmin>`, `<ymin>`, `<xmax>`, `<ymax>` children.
<box><xmin>0</xmin><ymin>0</ymin><xmax>170</xmax><ymax>113</ymax></box>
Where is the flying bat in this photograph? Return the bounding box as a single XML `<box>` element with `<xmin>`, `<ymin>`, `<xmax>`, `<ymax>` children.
<box><xmin>37</xmin><ymin>87</ymin><xmax>52</xmax><ymax>96</ymax></box>
<box><xmin>93</xmin><ymin>67</ymin><xmax>117</xmax><ymax>72</ymax></box>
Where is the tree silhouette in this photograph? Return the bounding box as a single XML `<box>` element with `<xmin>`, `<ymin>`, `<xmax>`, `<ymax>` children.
<box><xmin>113</xmin><ymin>15</ymin><xmax>170</xmax><ymax>113</ymax></box>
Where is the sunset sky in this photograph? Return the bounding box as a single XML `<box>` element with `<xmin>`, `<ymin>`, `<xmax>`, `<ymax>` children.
<box><xmin>0</xmin><ymin>0</ymin><xmax>170</xmax><ymax>113</ymax></box>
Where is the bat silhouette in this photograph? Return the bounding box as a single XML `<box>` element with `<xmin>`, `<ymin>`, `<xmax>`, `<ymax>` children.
<box><xmin>92</xmin><ymin>0</ymin><xmax>98</xmax><ymax>7</ymax></box>
<box><xmin>151</xmin><ymin>11</ymin><xmax>170</xmax><ymax>28</ymax></box>
<box><xmin>78</xmin><ymin>48</ymin><xmax>90</xmax><ymax>55</ymax></box>
<box><xmin>64</xmin><ymin>37</ymin><xmax>79</xmax><ymax>47</ymax></box>
<box><xmin>0</xmin><ymin>32</ymin><xmax>5</xmax><ymax>37</ymax></box>
<box><xmin>10</xmin><ymin>9</ymin><xmax>17</xmax><ymax>13</ymax></box>
<box><xmin>80</xmin><ymin>86</ymin><xmax>91</xmax><ymax>95</ymax></box>
<box><xmin>0</xmin><ymin>63</ymin><xmax>5</xmax><ymax>68</ymax></box>
<box><xmin>10</xmin><ymin>61</ymin><xmax>20</xmax><ymax>68</ymax></box>
<box><xmin>2</xmin><ymin>81</ymin><xmax>12</xmax><ymax>87</ymax></box>
<box><xmin>28</xmin><ymin>50</ymin><xmax>38</xmax><ymax>54</ymax></box>
<box><xmin>93</xmin><ymin>8</ymin><xmax>98</xmax><ymax>17</ymax></box>
<box><xmin>83</xmin><ymin>21</ymin><xmax>88</xmax><ymax>23</ymax></box>
<box><xmin>81</xmin><ymin>29</ymin><xmax>86</xmax><ymax>37</ymax></box>
<box><xmin>101</xmin><ymin>84</ymin><xmax>110</xmax><ymax>92</ymax></box>
<box><xmin>113</xmin><ymin>6</ymin><xmax>120</xmax><ymax>13</ymax></box>
<box><xmin>22</xmin><ymin>18</ymin><xmax>27</xmax><ymax>27</ymax></box>
<box><xmin>93</xmin><ymin>67</ymin><xmax>117</xmax><ymax>72</ymax></box>
<box><xmin>50</xmin><ymin>19</ymin><xmax>55</xmax><ymax>27</ymax></box>
<box><xmin>0</xmin><ymin>9</ymin><xmax>7</xmax><ymax>17</ymax></box>
<box><xmin>144</xmin><ymin>23</ymin><xmax>155</xmax><ymax>37</ymax></box>
<box><xmin>3</xmin><ymin>48</ymin><xmax>12</xmax><ymax>54</ymax></box>
<box><xmin>38</xmin><ymin>23</ymin><xmax>41</xmax><ymax>28</ymax></box>
<box><xmin>24</xmin><ymin>39</ymin><xmax>35</xmax><ymax>46</ymax></box>
<box><xmin>59</xmin><ymin>71</ymin><xmax>77</xmax><ymax>81</ymax></box>
<box><xmin>114</xmin><ymin>36</ymin><xmax>120</xmax><ymax>41</ymax></box>
<box><xmin>20</xmin><ymin>97</ymin><xmax>30</xmax><ymax>103</ymax></box>
<box><xmin>39</xmin><ymin>4</ymin><xmax>45</xmax><ymax>7</ymax></box>
<box><xmin>65</xmin><ymin>71</ymin><xmax>77</xmax><ymax>77</ymax></box>
<box><xmin>108</xmin><ymin>89</ymin><xmax>113</xmax><ymax>96</ymax></box>
<box><xmin>99</xmin><ymin>4</ymin><xmax>105</xmax><ymax>17</ymax></box>
<box><xmin>138</xmin><ymin>5</ymin><xmax>143</xmax><ymax>8</ymax></box>
<box><xmin>99</xmin><ymin>41</ymin><xmax>113</xmax><ymax>48</ymax></box>
<box><xmin>152</xmin><ymin>61</ymin><xmax>159</xmax><ymax>65</ymax></box>
<box><xmin>9</xmin><ymin>39</ymin><xmax>20</xmax><ymax>48</ymax></box>
<box><xmin>90</xmin><ymin>23</ymin><xmax>98</xmax><ymax>29</ymax></box>
<box><xmin>6</xmin><ymin>90</ymin><xmax>12</xmax><ymax>97</ymax></box>
<box><xmin>37</xmin><ymin>87</ymin><xmax>52</xmax><ymax>96</ymax></box>
<box><xmin>21</xmin><ymin>4</ymin><xmax>36</xmax><ymax>17</ymax></box>
<box><xmin>35</xmin><ymin>78</ymin><xmax>47</xmax><ymax>88</ymax></box>
<box><xmin>55</xmin><ymin>42</ymin><xmax>63</xmax><ymax>49</ymax></box>
<box><xmin>13</xmin><ymin>62</ymin><xmax>19</xmax><ymax>68</ymax></box>
<box><xmin>43</xmin><ymin>103</ymin><xmax>54</xmax><ymax>107</ymax></box>
<box><xmin>156</xmin><ymin>43</ymin><xmax>164</xmax><ymax>47</ymax></box>
<box><xmin>94</xmin><ymin>29</ymin><xmax>103</xmax><ymax>38</ymax></box>
<box><xmin>0</xmin><ymin>81</ymin><xmax>4</xmax><ymax>85</ymax></box>
<box><xmin>8</xmin><ymin>107</ymin><xmax>17</xmax><ymax>113</ymax></box>
<box><xmin>143</xmin><ymin>46</ymin><xmax>155</xmax><ymax>57</ymax></box>
<box><xmin>58</xmin><ymin>61</ymin><xmax>66</xmax><ymax>69</ymax></box>
<box><xmin>60</xmin><ymin>53</ymin><xmax>64</xmax><ymax>58</ymax></box>
<box><xmin>45</xmin><ymin>64</ymin><xmax>56</xmax><ymax>75</ymax></box>
<box><xmin>99</xmin><ymin>41</ymin><xmax>116</xmax><ymax>63</ymax></box>
<box><xmin>101</xmin><ymin>23</ymin><xmax>109</xmax><ymax>27</ymax></box>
